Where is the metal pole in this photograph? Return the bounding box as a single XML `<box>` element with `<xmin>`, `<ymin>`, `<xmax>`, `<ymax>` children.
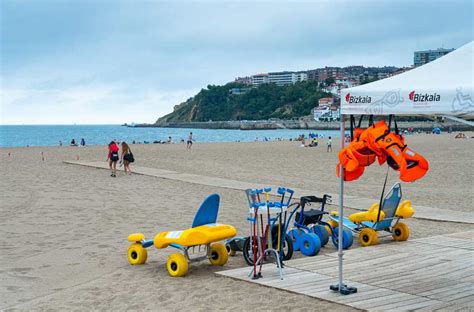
<box><xmin>330</xmin><ymin>114</ymin><xmax>357</xmax><ymax>295</ymax></box>
<box><xmin>338</xmin><ymin>116</ymin><xmax>345</xmax><ymax>290</ymax></box>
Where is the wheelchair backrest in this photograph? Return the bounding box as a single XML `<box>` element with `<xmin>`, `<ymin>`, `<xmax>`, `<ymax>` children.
<box><xmin>375</xmin><ymin>183</ymin><xmax>402</xmax><ymax>230</ymax></box>
<box><xmin>192</xmin><ymin>194</ymin><xmax>220</xmax><ymax>228</ymax></box>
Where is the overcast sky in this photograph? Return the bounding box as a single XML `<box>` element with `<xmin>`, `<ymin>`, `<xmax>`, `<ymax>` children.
<box><xmin>1</xmin><ymin>0</ymin><xmax>472</xmax><ymax>124</ymax></box>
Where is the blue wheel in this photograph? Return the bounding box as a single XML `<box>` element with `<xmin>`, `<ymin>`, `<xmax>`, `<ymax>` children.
<box><xmin>312</xmin><ymin>224</ymin><xmax>329</xmax><ymax>247</ymax></box>
<box><xmin>288</xmin><ymin>228</ymin><xmax>305</xmax><ymax>251</ymax></box>
<box><xmin>331</xmin><ymin>227</ymin><xmax>354</xmax><ymax>250</ymax></box>
<box><xmin>299</xmin><ymin>233</ymin><xmax>321</xmax><ymax>256</ymax></box>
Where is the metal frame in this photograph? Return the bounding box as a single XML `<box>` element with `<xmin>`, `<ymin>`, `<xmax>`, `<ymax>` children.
<box><xmin>137</xmin><ymin>239</ymin><xmax>215</xmax><ymax>263</ymax></box>
<box><xmin>328</xmin><ymin>183</ymin><xmax>404</xmax><ymax>237</ymax></box>
<box><xmin>170</xmin><ymin>243</ymin><xmax>213</xmax><ymax>263</ymax></box>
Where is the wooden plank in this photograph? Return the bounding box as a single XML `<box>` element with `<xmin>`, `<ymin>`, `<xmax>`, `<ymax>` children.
<box><xmin>287</xmin><ymin>277</ymin><xmax>339</xmax><ymax>292</ymax></box>
<box><xmin>335</xmin><ymin>288</ymin><xmax>395</xmax><ymax>304</ymax></box>
<box><xmin>371</xmin><ymin>296</ymin><xmax>438</xmax><ymax>310</ymax></box>
<box><xmin>391</xmin><ymin>279</ymin><xmax>461</xmax><ymax>295</ymax></box>
<box><xmin>447</xmin><ymin>294</ymin><xmax>474</xmax><ymax>306</ymax></box>
<box><xmin>354</xmin><ymin>292</ymin><xmax>416</xmax><ymax>310</ymax></box>
<box><xmin>395</xmin><ymin>298</ymin><xmax>442</xmax><ymax>311</ymax></box>
<box><xmin>424</xmin><ymin>284</ymin><xmax>473</xmax><ymax>299</ymax></box>
<box><xmin>443</xmin><ymin>290</ymin><xmax>474</xmax><ymax>302</ymax></box>
<box><xmin>264</xmin><ymin>272</ymin><xmax>327</xmax><ymax>288</ymax></box>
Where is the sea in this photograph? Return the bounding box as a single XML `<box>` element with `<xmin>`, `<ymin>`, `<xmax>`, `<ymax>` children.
<box><xmin>0</xmin><ymin>125</ymin><xmax>342</xmax><ymax>148</ymax></box>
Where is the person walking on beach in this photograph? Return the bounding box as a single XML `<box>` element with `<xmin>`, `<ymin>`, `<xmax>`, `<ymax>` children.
<box><xmin>121</xmin><ymin>141</ymin><xmax>134</xmax><ymax>175</ymax></box>
<box><xmin>80</xmin><ymin>138</ymin><xmax>86</xmax><ymax>147</ymax></box>
<box><xmin>107</xmin><ymin>141</ymin><xmax>120</xmax><ymax>177</ymax></box>
<box><xmin>327</xmin><ymin>136</ymin><xmax>332</xmax><ymax>152</ymax></box>
<box><xmin>187</xmin><ymin>132</ymin><xmax>193</xmax><ymax>149</ymax></box>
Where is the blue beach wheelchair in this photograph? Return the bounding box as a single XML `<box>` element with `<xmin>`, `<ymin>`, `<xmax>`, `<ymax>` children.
<box><xmin>287</xmin><ymin>194</ymin><xmax>354</xmax><ymax>256</ymax></box>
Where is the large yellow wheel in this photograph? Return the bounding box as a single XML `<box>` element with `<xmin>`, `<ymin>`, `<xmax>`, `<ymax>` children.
<box><xmin>325</xmin><ymin>225</ymin><xmax>332</xmax><ymax>236</ymax></box>
<box><xmin>128</xmin><ymin>244</ymin><xmax>147</xmax><ymax>265</ymax></box>
<box><xmin>167</xmin><ymin>253</ymin><xmax>188</xmax><ymax>277</ymax></box>
<box><xmin>392</xmin><ymin>222</ymin><xmax>410</xmax><ymax>241</ymax></box>
<box><xmin>359</xmin><ymin>228</ymin><xmax>378</xmax><ymax>247</ymax></box>
<box><xmin>209</xmin><ymin>243</ymin><xmax>228</xmax><ymax>266</ymax></box>
<box><xmin>328</xmin><ymin>220</ymin><xmax>339</xmax><ymax>229</ymax></box>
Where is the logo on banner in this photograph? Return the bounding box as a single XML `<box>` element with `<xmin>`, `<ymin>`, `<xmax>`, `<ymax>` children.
<box><xmin>409</xmin><ymin>91</ymin><xmax>441</xmax><ymax>102</ymax></box>
<box><xmin>345</xmin><ymin>93</ymin><xmax>372</xmax><ymax>104</ymax></box>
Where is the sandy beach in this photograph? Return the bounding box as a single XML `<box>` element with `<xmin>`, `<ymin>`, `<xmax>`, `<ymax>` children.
<box><xmin>1</xmin><ymin>133</ymin><xmax>473</xmax><ymax>311</ymax></box>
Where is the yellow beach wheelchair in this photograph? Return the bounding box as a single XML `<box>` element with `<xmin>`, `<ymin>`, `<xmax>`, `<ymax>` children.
<box><xmin>127</xmin><ymin>194</ymin><xmax>237</xmax><ymax>277</ymax></box>
<box><xmin>329</xmin><ymin>183</ymin><xmax>414</xmax><ymax>247</ymax></box>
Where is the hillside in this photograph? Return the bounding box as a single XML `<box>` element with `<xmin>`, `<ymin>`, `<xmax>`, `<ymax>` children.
<box><xmin>156</xmin><ymin>81</ymin><xmax>332</xmax><ymax>123</ymax></box>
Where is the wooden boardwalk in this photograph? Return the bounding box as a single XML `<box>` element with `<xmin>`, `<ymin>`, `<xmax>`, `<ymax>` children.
<box><xmin>217</xmin><ymin>231</ymin><xmax>474</xmax><ymax>311</ymax></box>
<box><xmin>65</xmin><ymin>160</ymin><xmax>474</xmax><ymax>224</ymax></box>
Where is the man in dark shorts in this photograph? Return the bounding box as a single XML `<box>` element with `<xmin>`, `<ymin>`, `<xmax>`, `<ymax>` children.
<box><xmin>187</xmin><ymin>132</ymin><xmax>193</xmax><ymax>149</ymax></box>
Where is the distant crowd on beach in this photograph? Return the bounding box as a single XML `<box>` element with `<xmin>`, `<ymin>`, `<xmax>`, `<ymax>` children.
<box><xmin>295</xmin><ymin>133</ymin><xmax>332</xmax><ymax>151</ymax></box>
<box><xmin>119</xmin><ymin>132</ymin><xmax>195</xmax><ymax>149</ymax></box>
<box><xmin>58</xmin><ymin>132</ymin><xmax>195</xmax><ymax>149</ymax></box>
<box><xmin>54</xmin><ymin>128</ymin><xmax>470</xmax><ymax>153</ymax></box>
<box><xmin>59</xmin><ymin>138</ymin><xmax>87</xmax><ymax>147</ymax></box>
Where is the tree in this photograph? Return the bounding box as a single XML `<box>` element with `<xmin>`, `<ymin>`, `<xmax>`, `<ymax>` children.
<box><xmin>157</xmin><ymin>81</ymin><xmax>332</xmax><ymax>122</ymax></box>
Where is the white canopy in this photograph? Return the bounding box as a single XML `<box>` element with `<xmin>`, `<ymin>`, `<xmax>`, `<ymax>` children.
<box><xmin>341</xmin><ymin>41</ymin><xmax>474</xmax><ymax>117</ymax></box>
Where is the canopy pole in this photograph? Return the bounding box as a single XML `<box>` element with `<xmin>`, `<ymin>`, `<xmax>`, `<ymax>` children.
<box><xmin>338</xmin><ymin>116</ymin><xmax>345</xmax><ymax>289</ymax></box>
<box><xmin>330</xmin><ymin>114</ymin><xmax>357</xmax><ymax>295</ymax></box>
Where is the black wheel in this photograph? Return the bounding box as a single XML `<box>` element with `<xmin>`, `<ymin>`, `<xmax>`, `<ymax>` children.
<box><xmin>281</xmin><ymin>235</ymin><xmax>294</xmax><ymax>261</ymax></box>
<box><xmin>243</xmin><ymin>236</ymin><xmax>262</xmax><ymax>266</ymax></box>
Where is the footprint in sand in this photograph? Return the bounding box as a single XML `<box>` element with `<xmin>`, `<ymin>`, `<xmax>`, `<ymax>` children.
<box><xmin>11</xmin><ymin>267</ymin><xmax>33</xmax><ymax>274</ymax></box>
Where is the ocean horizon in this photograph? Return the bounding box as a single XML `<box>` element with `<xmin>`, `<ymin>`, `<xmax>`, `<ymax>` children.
<box><xmin>0</xmin><ymin>125</ymin><xmax>342</xmax><ymax>148</ymax></box>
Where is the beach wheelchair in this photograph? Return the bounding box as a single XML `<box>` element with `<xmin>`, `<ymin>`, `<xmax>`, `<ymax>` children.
<box><xmin>287</xmin><ymin>194</ymin><xmax>354</xmax><ymax>256</ymax></box>
<box><xmin>127</xmin><ymin>194</ymin><xmax>237</xmax><ymax>277</ymax></box>
<box><xmin>329</xmin><ymin>183</ymin><xmax>414</xmax><ymax>247</ymax></box>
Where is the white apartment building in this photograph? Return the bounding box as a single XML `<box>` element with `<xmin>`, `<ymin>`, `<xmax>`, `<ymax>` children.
<box><xmin>313</xmin><ymin>105</ymin><xmax>341</xmax><ymax>122</ymax></box>
<box><xmin>251</xmin><ymin>71</ymin><xmax>308</xmax><ymax>87</ymax></box>
<box><xmin>251</xmin><ymin>74</ymin><xmax>269</xmax><ymax>86</ymax></box>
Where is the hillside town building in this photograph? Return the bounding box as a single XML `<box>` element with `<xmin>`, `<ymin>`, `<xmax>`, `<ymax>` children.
<box><xmin>250</xmin><ymin>71</ymin><xmax>308</xmax><ymax>86</ymax></box>
<box><xmin>414</xmin><ymin>48</ymin><xmax>454</xmax><ymax>67</ymax></box>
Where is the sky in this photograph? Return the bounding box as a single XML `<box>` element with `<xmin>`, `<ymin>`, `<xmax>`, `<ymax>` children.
<box><xmin>1</xmin><ymin>0</ymin><xmax>473</xmax><ymax>125</ymax></box>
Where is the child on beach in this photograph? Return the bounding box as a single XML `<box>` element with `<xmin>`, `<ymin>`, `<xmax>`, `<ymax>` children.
<box><xmin>187</xmin><ymin>132</ymin><xmax>193</xmax><ymax>149</ymax></box>
<box><xmin>121</xmin><ymin>141</ymin><xmax>134</xmax><ymax>175</ymax></box>
<box><xmin>107</xmin><ymin>141</ymin><xmax>120</xmax><ymax>177</ymax></box>
<box><xmin>327</xmin><ymin>136</ymin><xmax>332</xmax><ymax>152</ymax></box>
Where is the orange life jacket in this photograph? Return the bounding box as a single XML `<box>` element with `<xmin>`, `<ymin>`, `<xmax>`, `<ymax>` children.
<box><xmin>336</xmin><ymin>126</ymin><xmax>376</xmax><ymax>181</ymax></box>
<box><xmin>336</xmin><ymin>118</ymin><xmax>429</xmax><ymax>182</ymax></box>
<box><xmin>373</xmin><ymin>132</ymin><xmax>429</xmax><ymax>182</ymax></box>
<box><xmin>336</xmin><ymin>163</ymin><xmax>365</xmax><ymax>181</ymax></box>
<box><xmin>365</xmin><ymin>120</ymin><xmax>391</xmax><ymax>165</ymax></box>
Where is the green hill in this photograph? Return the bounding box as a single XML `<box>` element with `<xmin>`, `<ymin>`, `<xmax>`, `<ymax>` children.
<box><xmin>156</xmin><ymin>81</ymin><xmax>332</xmax><ymax>123</ymax></box>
